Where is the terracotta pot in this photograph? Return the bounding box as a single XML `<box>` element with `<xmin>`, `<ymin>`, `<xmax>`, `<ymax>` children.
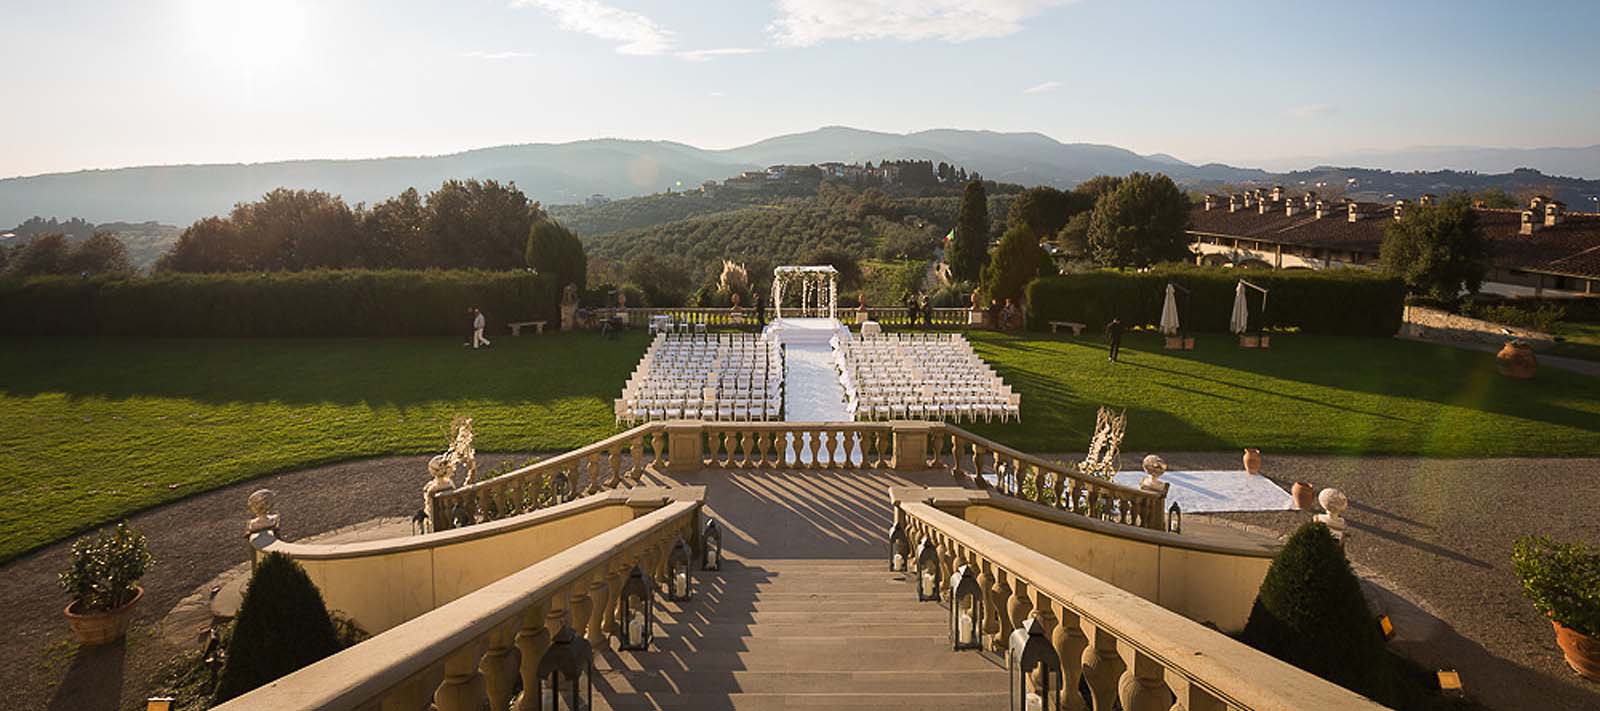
<box><xmin>1259</xmin><ymin>335</ymin><xmax>1272</xmax><ymax>349</ymax></box>
<box><xmin>1553</xmin><ymin>618</ymin><xmax>1600</xmax><ymax>681</ymax></box>
<box><xmin>1496</xmin><ymin>340</ymin><xmax>1537</xmax><ymax>380</ymax></box>
<box><xmin>1164</xmin><ymin>336</ymin><xmax>1183</xmax><ymax>350</ymax></box>
<box><xmin>1243</xmin><ymin>448</ymin><xmax>1263</xmax><ymax>476</ymax></box>
<box><xmin>63</xmin><ymin>586</ymin><xmax>143</xmax><ymax>646</ymax></box>
<box><xmin>1183</xmin><ymin>337</ymin><xmax>1195</xmax><ymax>350</ymax></box>
<box><xmin>1291</xmin><ymin>482</ymin><xmax>1317</xmax><ymax>511</ymax></box>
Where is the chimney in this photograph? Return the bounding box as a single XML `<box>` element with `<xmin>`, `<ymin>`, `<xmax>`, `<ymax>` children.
<box><xmin>1529</xmin><ymin>195</ymin><xmax>1547</xmax><ymax>216</ymax></box>
<box><xmin>1521</xmin><ymin>209</ymin><xmax>1539</xmax><ymax>235</ymax></box>
<box><xmin>1228</xmin><ymin>195</ymin><xmax>1241</xmax><ymax>213</ymax></box>
<box><xmin>1203</xmin><ymin>194</ymin><xmax>1217</xmax><ymax>211</ymax></box>
<box><xmin>1419</xmin><ymin>193</ymin><xmax>1437</xmax><ymax>207</ymax></box>
<box><xmin>1347</xmin><ymin>201</ymin><xmax>1362</xmax><ymax>223</ymax></box>
<box><xmin>1393</xmin><ymin>199</ymin><xmax>1408</xmax><ymax>221</ymax></box>
<box><xmin>1285</xmin><ymin>201</ymin><xmax>1301</xmax><ymax>217</ymax></box>
<box><xmin>1270</xmin><ymin>185</ymin><xmax>1284</xmax><ymax>202</ymax></box>
<box><xmin>1303</xmin><ymin>191</ymin><xmax>1317</xmax><ymax>208</ymax></box>
<box><xmin>1243</xmin><ymin>192</ymin><xmax>1256</xmax><ymax>208</ymax></box>
<box><xmin>1315</xmin><ymin>199</ymin><xmax>1328</xmax><ymax>219</ymax></box>
<box><xmin>1545</xmin><ymin>201</ymin><xmax>1564</xmax><ymax>227</ymax></box>
<box><xmin>1259</xmin><ymin>199</ymin><xmax>1271</xmax><ymax>215</ymax></box>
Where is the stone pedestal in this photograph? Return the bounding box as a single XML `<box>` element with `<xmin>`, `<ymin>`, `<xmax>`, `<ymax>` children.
<box><xmin>890</xmin><ymin>421</ymin><xmax>932</xmax><ymax>471</ymax></box>
<box><xmin>560</xmin><ymin>304</ymin><xmax>577</xmax><ymax>332</ymax></box>
<box><xmin>664</xmin><ymin>422</ymin><xmax>703</xmax><ymax>472</ymax></box>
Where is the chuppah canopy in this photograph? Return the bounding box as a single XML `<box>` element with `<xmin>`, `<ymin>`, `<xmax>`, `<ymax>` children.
<box><xmin>771</xmin><ymin>265</ymin><xmax>839</xmax><ymax>320</ymax></box>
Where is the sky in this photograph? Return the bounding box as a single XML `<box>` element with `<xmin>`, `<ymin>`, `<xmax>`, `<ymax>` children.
<box><xmin>2</xmin><ymin>0</ymin><xmax>1598</xmax><ymax>178</ymax></box>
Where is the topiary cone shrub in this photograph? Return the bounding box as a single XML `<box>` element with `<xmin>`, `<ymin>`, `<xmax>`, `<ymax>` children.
<box><xmin>1241</xmin><ymin>522</ymin><xmax>1387</xmax><ymax>695</ymax></box>
<box><xmin>213</xmin><ymin>552</ymin><xmax>345</xmax><ymax>702</ymax></box>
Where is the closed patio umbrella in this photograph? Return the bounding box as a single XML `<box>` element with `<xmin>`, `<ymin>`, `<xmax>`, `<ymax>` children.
<box><xmin>1230</xmin><ymin>281</ymin><xmax>1249</xmax><ymax>334</ymax></box>
<box><xmin>1160</xmin><ymin>283</ymin><xmax>1181</xmax><ymax>336</ymax></box>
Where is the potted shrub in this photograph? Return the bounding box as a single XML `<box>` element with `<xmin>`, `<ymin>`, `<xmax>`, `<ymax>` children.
<box><xmin>1513</xmin><ymin>536</ymin><xmax>1600</xmax><ymax>680</ymax></box>
<box><xmin>59</xmin><ymin>522</ymin><xmax>153</xmax><ymax>645</ymax></box>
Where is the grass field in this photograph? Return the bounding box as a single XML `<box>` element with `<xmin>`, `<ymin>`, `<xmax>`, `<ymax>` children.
<box><xmin>3</xmin><ymin>329</ymin><xmax>1599</xmax><ymax>563</ymax></box>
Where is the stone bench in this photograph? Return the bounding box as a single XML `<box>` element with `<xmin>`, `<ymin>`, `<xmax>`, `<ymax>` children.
<box><xmin>1049</xmin><ymin>321</ymin><xmax>1086</xmax><ymax>336</ymax></box>
<box><xmin>507</xmin><ymin>320</ymin><xmax>547</xmax><ymax>336</ymax></box>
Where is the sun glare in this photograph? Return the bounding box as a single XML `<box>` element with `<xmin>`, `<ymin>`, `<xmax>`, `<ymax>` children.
<box><xmin>184</xmin><ymin>0</ymin><xmax>309</xmax><ymax>71</ymax></box>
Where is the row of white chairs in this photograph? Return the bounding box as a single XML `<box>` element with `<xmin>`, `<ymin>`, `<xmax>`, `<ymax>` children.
<box><xmin>833</xmin><ymin>333</ymin><xmax>1018</xmax><ymax>423</ymax></box>
<box><xmin>619</xmin><ymin>334</ymin><xmax>784</xmax><ymax>423</ymax></box>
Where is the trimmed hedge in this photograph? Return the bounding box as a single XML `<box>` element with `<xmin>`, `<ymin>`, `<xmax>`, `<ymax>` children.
<box><xmin>1025</xmin><ymin>266</ymin><xmax>1405</xmax><ymax>337</ymax></box>
<box><xmin>0</xmin><ymin>269</ymin><xmax>556</xmax><ymax>337</ymax></box>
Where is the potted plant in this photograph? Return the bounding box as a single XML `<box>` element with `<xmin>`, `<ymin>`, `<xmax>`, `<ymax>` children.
<box><xmin>59</xmin><ymin>522</ymin><xmax>153</xmax><ymax>645</ymax></box>
<box><xmin>1512</xmin><ymin>536</ymin><xmax>1600</xmax><ymax>681</ymax></box>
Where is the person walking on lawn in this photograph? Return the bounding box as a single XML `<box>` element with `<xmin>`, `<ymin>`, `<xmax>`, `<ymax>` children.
<box><xmin>470</xmin><ymin>307</ymin><xmax>491</xmax><ymax>349</ymax></box>
<box><xmin>1105</xmin><ymin>317</ymin><xmax>1125</xmax><ymax>362</ymax></box>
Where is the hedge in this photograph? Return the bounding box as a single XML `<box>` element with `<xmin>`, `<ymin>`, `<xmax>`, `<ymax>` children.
<box><xmin>1025</xmin><ymin>266</ymin><xmax>1405</xmax><ymax>337</ymax></box>
<box><xmin>0</xmin><ymin>269</ymin><xmax>557</xmax><ymax>337</ymax></box>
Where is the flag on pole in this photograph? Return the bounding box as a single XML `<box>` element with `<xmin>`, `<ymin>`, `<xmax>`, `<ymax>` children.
<box><xmin>944</xmin><ymin>228</ymin><xmax>955</xmax><ymax>243</ymax></box>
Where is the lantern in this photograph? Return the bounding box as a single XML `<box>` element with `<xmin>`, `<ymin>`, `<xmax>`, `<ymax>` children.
<box><xmin>1167</xmin><ymin>502</ymin><xmax>1182</xmax><ymax>534</ymax></box>
<box><xmin>617</xmin><ymin>565</ymin><xmax>653</xmax><ymax>651</ymax></box>
<box><xmin>887</xmin><ymin>520</ymin><xmax>909</xmax><ymax>572</ymax></box>
<box><xmin>1008</xmin><ymin>616</ymin><xmax>1062</xmax><ymax>711</ymax></box>
<box><xmin>949</xmin><ymin>564</ymin><xmax>983</xmax><ymax>650</ymax></box>
<box><xmin>537</xmin><ymin>623</ymin><xmax>593</xmax><ymax>711</ymax></box>
<box><xmin>551</xmin><ymin>471</ymin><xmax>571</xmax><ymax>505</ymax></box>
<box><xmin>915</xmin><ymin>537</ymin><xmax>941</xmax><ymax>602</ymax></box>
<box><xmin>702</xmin><ymin>518</ymin><xmax>722</xmax><ymax>571</ymax></box>
<box><xmin>666</xmin><ymin>538</ymin><xmax>692</xmax><ymax>601</ymax></box>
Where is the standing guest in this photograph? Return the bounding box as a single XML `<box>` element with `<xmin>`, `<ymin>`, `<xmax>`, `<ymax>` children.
<box><xmin>999</xmin><ymin>298</ymin><xmax>1021</xmax><ymax>331</ymax></box>
<box><xmin>904</xmin><ymin>293</ymin><xmax>918</xmax><ymax>325</ymax></box>
<box><xmin>754</xmin><ymin>290</ymin><xmax>767</xmax><ymax>330</ymax></box>
<box><xmin>471</xmin><ymin>307</ymin><xmax>491</xmax><ymax>349</ymax></box>
<box><xmin>1105</xmin><ymin>317</ymin><xmax>1125</xmax><ymax>362</ymax></box>
<box><xmin>919</xmin><ymin>292</ymin><xmax>931</xmax><ymax>328</ymax></box>
<box><xmin>856</xmin><ymin>294</ymin><xmax>868</xmax><ymax>324</ymax></box>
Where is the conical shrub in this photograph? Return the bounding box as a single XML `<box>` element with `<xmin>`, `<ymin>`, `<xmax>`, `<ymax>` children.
<box><xmin>1241</xmin><ymin>522</ymin><xmax>1385</xmax><ymax>692</ymax></box>
<box><xmin>213</xmin><ymin>552</ymin><xmax>344</xmax><ymax>702</ymax></box>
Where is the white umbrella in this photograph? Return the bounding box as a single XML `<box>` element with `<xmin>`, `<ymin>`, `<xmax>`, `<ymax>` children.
<box><xmin>1230</xmin><ymin>281</ymin><xmax>1249</xmax><ymax>334</ymax></box>
<box><xmin>1159</xmin><ymin>283</ymin><xmax>1181</xmax><ymax>336</ymax></box>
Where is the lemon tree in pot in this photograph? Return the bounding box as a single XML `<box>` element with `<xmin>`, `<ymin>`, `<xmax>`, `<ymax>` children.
<box><xmin>59</xmin><ymin>522</ymin><xmax>152</xmax><ymax>646</ymax></box>
<box><xmin>1512</xmin><ymin>536</ymin><xmax>1600</xmax><ymax>681</ymax></box>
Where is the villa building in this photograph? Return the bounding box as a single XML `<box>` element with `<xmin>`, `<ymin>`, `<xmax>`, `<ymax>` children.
<box><xmin>1188</xmin><ymin>190</ymin><xmax>1600</xmax><ymax>297</ymax></box>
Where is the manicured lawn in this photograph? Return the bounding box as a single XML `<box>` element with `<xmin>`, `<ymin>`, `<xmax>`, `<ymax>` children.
<box><xmin>1549</xmin><ymin>321</ymin><xmax>1600</xmax><ymax>362</ymax></box>
<box><xmin>4</xmin><ymin>329</ymin><xmax>1599</xmax><ymax>563</ymax></box>
<box><xmin>962</xmin><ymin>331</ymin><xmax>1600</xmax><ymax>457</ymax></box>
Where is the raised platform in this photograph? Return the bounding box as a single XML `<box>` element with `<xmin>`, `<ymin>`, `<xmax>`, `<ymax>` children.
<box><xmin>762</xmin><ymin>317</ymin><xmax>849</xmax><ymax>347</ymax></box>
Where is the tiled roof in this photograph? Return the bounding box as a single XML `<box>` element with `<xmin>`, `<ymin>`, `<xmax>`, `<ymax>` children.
<box><xmin>1188</xmin><ymin>205</ymin><xmax>1600</xmax><ymax>278</ymax></box>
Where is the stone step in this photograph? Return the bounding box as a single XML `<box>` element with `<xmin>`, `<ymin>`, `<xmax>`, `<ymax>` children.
<box><xmin>596</xmin><ymin>669</ymin><xmax>1004</xmax><ymax>695</ymax></box>
<box><xmin>654</xmin><ymin>621</ymin><xmax>951</xmax><ymax>638</ymax></box>
<box><xmin>693</xmin><ymin>574</ymin><xmax>919</xmax><ymax>594</ymax></box>
<box><xmin>657</xmin><ymin>609</ymin><xmax>949</xmax><ymax>628</ymax></box>
<box><xmin>597</xmin><ymin>691</ymin><xmax>1011</xmax><ymax>710</ymax></box>
<box><xmin>603</xmin><ymin>636</ymin><xmax>997</xmax><ymax>671</ymax></box>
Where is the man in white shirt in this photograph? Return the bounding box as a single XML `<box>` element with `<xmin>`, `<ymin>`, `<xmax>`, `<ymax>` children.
<box><xmin>471</xmin><ymin>308</ymin><xmax>491</xmax><ymax>349</ymax></box>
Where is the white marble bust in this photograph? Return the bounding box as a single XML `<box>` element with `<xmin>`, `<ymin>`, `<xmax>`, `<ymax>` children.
<box><xmin>1139</xmin><ymin>454</ymin><xmax>1170</xmax><ymax>495</ymax></box>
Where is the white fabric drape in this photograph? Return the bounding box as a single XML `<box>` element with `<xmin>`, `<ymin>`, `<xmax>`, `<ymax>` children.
<box><xmin>1160</xmin><ymin>284</ymin><xmax>1181</xmax><ymax>336</ymax></box>
<box><xmin>1230</xmin><ymin>281</ymin><xmax>1249</xmax><ymax>334</ymax></box>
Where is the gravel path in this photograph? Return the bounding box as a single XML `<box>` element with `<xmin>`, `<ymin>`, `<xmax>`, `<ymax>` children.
<box><xmin>3</xmin><ymin>452</ymin><xmax>1596</xmax><ymax>710</ymax></box>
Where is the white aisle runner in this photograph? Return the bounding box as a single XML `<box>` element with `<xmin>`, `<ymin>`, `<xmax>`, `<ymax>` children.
<box><xmin>781</xmin><ymin>343</ymin><xmax>860</xmax><ymax>464</ymax></box>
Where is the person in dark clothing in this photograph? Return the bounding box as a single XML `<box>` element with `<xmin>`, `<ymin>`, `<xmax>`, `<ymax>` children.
<box><xmin>754</xmin><ymin>290</ymin><xmax>767</xmax><ymax>330</ymax></box>
<box><xmin>919</xmin><ymin>293</ymin><xmax>931</xmax><ymax>328</ymax></box>
<box><xmin>904</xmin><ymin>293</ymin><xmax>918</xmax><ymax>325</ymax></box>
<box><xmin>1105</xmin><ymin>318</ymin><xmax>1125</xmax><ymax>362</ymax></box>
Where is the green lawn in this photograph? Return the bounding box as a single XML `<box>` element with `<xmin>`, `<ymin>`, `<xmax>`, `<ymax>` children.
<box><xmin>3</xmin><ymin>330</ymin><xmax>1599</xmax><ymax>563</ymax></box>
<box><xmin>1549</xmin><ymin>321</ymin><xmax>1600</xmax><ymax>362</ymax></box>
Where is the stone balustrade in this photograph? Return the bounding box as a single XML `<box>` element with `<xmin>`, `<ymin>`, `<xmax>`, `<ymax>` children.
<box><xmin>590</xmin><ymin>306</ymin><xmax>973</xmax><ymax>329</ymax></box>
<box><xmin>215</xmin><ymin>497</ymin><xmax>702</xmax><ymax>711</ymax></box>
<box><xmin>894</xmin><ymin>497</ymin><xmax>1387</xmax><ymax>711</ymax></box>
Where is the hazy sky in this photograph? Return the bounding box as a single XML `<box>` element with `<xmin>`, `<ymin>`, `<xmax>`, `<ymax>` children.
<box><xmin>3</xmin><ymin>0</ymin><xmax>1598</xmax><ymax>178</ymax></box>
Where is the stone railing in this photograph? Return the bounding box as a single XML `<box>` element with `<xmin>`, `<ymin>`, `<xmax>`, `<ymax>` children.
<box><xmin>215</xmin><ymin>495</ymin><xmax>703</xmax><ymax>711</ymax></box>
<box><xmin>589</xmin><ymin>306</ymin><xmax>975</xmax><ymax>329</ymax></box>
<box><xmin>895</xmin><ymin>496</ymin><xmax>1387</xmax><ymax>711</ymax></box>
<box><xmin>434</xmin><ymin>420</ymin><xmax>1164</xmax><ymax>532</ymax></box>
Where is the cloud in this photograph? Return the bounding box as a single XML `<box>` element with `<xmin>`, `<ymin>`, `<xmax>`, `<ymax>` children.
<box><xmin>1022</xmin><ymin>81</ymin><xmax>1061</xmax><ymax>95</ymax></box>
<box><xmin>709</xmin><ymin>91</ymin><xmax>727</xmax><ymax>97</ymax></box>
<box><xmin>512</xmin><ymin>0</ymin><xmax>674</xmax><ymax>55</ymax></box>
<box><xmin>1286</xmin><ymin>103</ymin><xmax>1336</xmax><ymax>119</ymax></box>
<box><xmin>463</xmin><ymin>50</ymin><xmax>536</xmax><ymax>60</ymax></box>
<box><xmin>768</xmin><ymin>0</ymin><xmax>1074</xmax><ymax>47</ymax></box>
<box><xmin>677</xmin><ymin>47</ymin><xmax>763</xmax><ymax>61</ymax></box>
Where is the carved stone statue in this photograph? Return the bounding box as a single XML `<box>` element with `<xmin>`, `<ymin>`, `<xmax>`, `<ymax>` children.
<box><xmin>1138</xmin><ymin>454</ymin><xmax>1169</xmax><ymax>495</ymax></box>
<box><xmin>450</xmin><ymin>416</ymin><xmax>478</xmax><ymax>486</ymax></box>
<box><xmin>1077</xmin><ymin>406</ymin><xmax>1127</xmax><ymax>481</ymax></box>
<box><xmin>560</xmin><ymin>283</ymin><xmax>579</xmax><ymax>331</ymax></box>
<box><xmin>1315</xmin><ymin>488</ymin><xmax>1349</xmax><ymax>541</ymax></box>
<box><xmin>424</xmin><ymin>454</ymin><xmax>456</xmax><ymax>497</ymax></box>
<box><xmin>245</xmin><ymin>489</ymin><xmax>280</xmax><ymax>535</ymax></box>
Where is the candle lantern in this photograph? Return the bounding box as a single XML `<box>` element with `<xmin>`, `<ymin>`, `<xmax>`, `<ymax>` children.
<box><xmin>551</xmin><ymin>471</ymin><xmax>571</xmax><ymax>505</ymax></box>
<box><xmin>949</xmin><ymin>564</ymin><xmax>983</xmax><ymax>650</ymax></box>
<box><xmin>887</xmin><ymin>520</ymin><xmax>909</xmax><ymax>572</ymax></box>
<box><xmin>666</xmin><ymin>538</ymin><xmax>692</xmax><ymax>601</ymax></box>
<box><xmin>537</xmin><ymin>623</ymin><xmax>594</xmax><ymax>710</ymax></box>
<box><xmin>915</xmin><ymin>537</ymin><xmax>941</xmax><ymax>602</ymax></box>
<box><xmin>702</xmin><ymin>518</ymin><xmax>723</xmax><ymax>571</ymax></box>
<box><xmin>617</xmin><ymin>565</ymin><xmax>653</xmax><ymax>651</ymax></box>
<box><xmin>1167</xmin><ymin>502</ymin><xmax>1182</xmax><ymax>534</ymax></box>
<box><xmin>1008</xmin><ymin>616</ymin><xmax>1062</xmax><ymax>711</ymax></box>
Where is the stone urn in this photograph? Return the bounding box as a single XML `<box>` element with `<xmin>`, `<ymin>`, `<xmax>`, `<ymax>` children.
<box><xmin>1242</xmin><ymin>448</ymin><xmax>1263</xmax><ymax>476</ymax></box>
<box><xmin>64</xmin><ymin>586</ymin><xmax>144</xmax><ymax>646</ymax></box>
<box><xmin>1291</xmin><ymin>482</ymin><xmax>1317</xmax><ymax>511</ymax></box>
<box><xmin>1496</xmin><ymin>340</ymin><xmax>1537</xmax><ymax>380</ymax></box>
<box><xmin>1552</xmin><ymin>619</ymin><xmax>1600</xmax><ymax>681</ymax></box>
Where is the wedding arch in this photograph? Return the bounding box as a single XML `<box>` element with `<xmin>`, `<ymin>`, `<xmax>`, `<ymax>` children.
<box><xmin>771</xmin><ymin>265</ymin><xmax>838</xmax><ymax>320</ymax></box>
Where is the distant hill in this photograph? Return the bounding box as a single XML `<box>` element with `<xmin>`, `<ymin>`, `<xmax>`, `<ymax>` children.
<box><xmin>1252</xmin><ymin>145</ymin><xmax>1600</xmax><ymax>180</ymax></box>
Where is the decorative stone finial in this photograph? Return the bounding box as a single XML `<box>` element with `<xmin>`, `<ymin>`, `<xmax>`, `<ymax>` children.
<box><xmin>245</xmin><ymin>489</ymin><xmax>280</xmax><ymax>535</ymax></box>
<box><xmin>425</xmin><ymin>454</ymin><xmax>456</xmax><ymax>496</ymax></box>
<box><xmin>1139</xmin><ymin>454</ymin><xmax>1169</xmax><ymax>495</ymax></box>
<box><xmin>1315</xmin><ymin>488</ymin><xmax>1349</xmax><ymax>540</ymax></box>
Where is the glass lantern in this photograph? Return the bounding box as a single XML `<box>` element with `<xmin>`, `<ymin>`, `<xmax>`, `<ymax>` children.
<box><xmin>915</xmin><ymin>537</ymin><xmax>941</xmax><ymax>602</ymax></box>
<box><xmin>1008</xmin><ymin>617</ymin><xmax>1062</xmax><ymax>711</ymax></box>
<box><xmin>1167</xmin><ymin>502</ymin><xmax>1182</xmax><ymax>534</ymax></box>
<box><xmin>949</xmin><ymin>564</ymin><xmax>983</xmax><ymax>650</ymax></box>
<box><xmin>887</xmin><ymin>520</ymin><xmax>909</xmax><ymax>572</ymax></box>
<box><xmin>666</xmin><ymin>538</ymin><xmax>692</xmax><ymax>601</ymax></box>
<box><xmin>617</xmin><ymin>565</ymin><xmax>653</xmax><ymax>651</ymax></box>
<box><xmin>551</xmin><ymin>471</ymin><xmax>571</xmax><ymax>505</ymax></box>
<box><xmin>537</xmin><ymin>623</ymin><xmax>593</xmax><ymax>710</ymax></box>
<box><xmin>702</xmin><ymin>518</ymin><xmax>722</xmax><ymax>571</ymax></box>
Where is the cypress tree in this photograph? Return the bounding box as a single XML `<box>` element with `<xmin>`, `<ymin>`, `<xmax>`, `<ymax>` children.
<box><xmin>214</xmin><ymin>552</ymin><xmax>345</xmax><ymax>702</ymax></box>
<box><xmin>948</xmin><ymin>180</ymin><xmax>989</xmax><ymax>281</ymax></box>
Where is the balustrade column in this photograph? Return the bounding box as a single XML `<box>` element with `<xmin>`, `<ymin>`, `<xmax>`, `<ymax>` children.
<box><xmin>1167</xmin><ymin>677</ymin><xmax>1227</xmax><ymax>711</ymax></box>
<box><xmin>1044</xmin><ymin>600</ymin><xmax>1089</xmax><ymax>711</ymax></box>
<box><xmin>1006</xmin><ymin>576</ymin><xmax>1032</xmax><ymax>633</ymax></box>
<box><xmin>985</xmin><ymin>564</ymin><xmax>1011</xmax><ymax>652</ymax></box>
<box><xmin>480</xmin><ymin>619</ymin><xmax>521</xmax><ymax>711</ymax></box>
<box><xmin>1119</xmin><ymin>648</ymin><xmax>1172</xmax><ymax>711</ymax></box>
<box><xmin>568</xmin><ymin>575</ymin><xmax>594</xmax><ymax>650</ymax></box>
<box><xmin>586</xmin><ymin>573</ymin><xmax>610</xmax><ymax>646</ymax></box>
<box><xmin>1081</xmin><ymin>626</ymin><xmax>1126</xmax><ymax>711</ymax></box>
<box><xmin>976</xmin><ymin>563</ymin><xmax>1001</xmax><ymax>648</ymax></box>
<box><xmin>603</xmin><ymin>558</ymin><xmax>627</xmax><ymax>635</ymax></box>
<box><xmin>433</xmin><ymin>639</ymin><xmax>488</xmax><ymax>711</ymax></box>
<box><xmin>513</xmin><ymin>598</ymin><xmax>556</xmax><ymax>711</ymax></box>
